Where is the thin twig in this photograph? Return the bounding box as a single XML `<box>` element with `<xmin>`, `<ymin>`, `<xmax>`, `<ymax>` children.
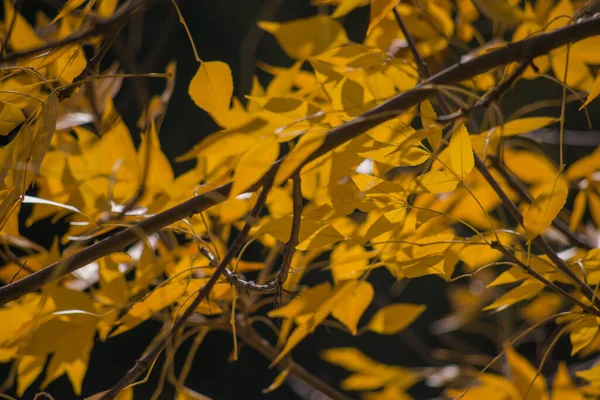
<box><xmin>98</xmin><ymin>169</ymin><xmax>278</xmax><ymax>400</ymax></box>
<box><xmin>2</xmin><ymin>15</ymin><xmax>600</xmax><ymax>306</ymax></box>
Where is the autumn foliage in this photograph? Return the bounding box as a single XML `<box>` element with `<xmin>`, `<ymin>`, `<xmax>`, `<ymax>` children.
<box><xmin>3</xmin><ymin>0</ymin><xmax>600</xmax><ymax>399</ymax></box>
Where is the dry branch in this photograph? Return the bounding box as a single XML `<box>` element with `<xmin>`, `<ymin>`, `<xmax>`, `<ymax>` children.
<box><xmin>98</xmin><ymin>170</ymin><xmax>277</xmax><ymax>400</ymax></box>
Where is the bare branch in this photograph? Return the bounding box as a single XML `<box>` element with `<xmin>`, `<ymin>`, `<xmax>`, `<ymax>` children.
<box><xmin>98</xmin><ymin>168</ymin><xmax>278</xmax><ymax>400</ymax></box>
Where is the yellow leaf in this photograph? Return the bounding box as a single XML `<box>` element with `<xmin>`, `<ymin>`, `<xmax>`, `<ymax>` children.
<box><xmin>262</xmin><ymin>367</ymin><xmax>290</xmax><ymax>393</ymax></box>
<box><xmin>231</xmin><ymin>136</ymin><xmax>279</xmax><ymax>197</ymax></box>
<box><xmin>577</xmin><ymin>363</ymin><xmax>600</xmax><ymax>384</ymax></box>
<box><xmin>570</xmin><ymin>316</ymin><xmax>599</xmax><ymax>356</ymax></box>
<box><xmin>459</xmin><ymin>232</ymin><xmax>513</xmax><ymax>270</ymax></box>
<box><xmin>409</xmin><ymin>170</ymin><xmax>459</xmax><ymax>194</ymax></box>
<box><xmin>3</xmin><ymin>0</ymin><xmax>45</xmax><ymax>52</ymax></box>
<box><xmin>113</xmin><ymin>280</ymin><xmax>187</xmax><ymax>335</ymax></box>
<box><xmin>483</xmin><ymin>117</ymin><xmax>558</xmax><ymax>137</ymax></box>
<box><xmin>52</xmin><ymin>0</ymin><xmax>86</xmax><ymax>23</ymax></box>
<box><xmin>445</xmin><ymin>373</ymin><xmax>521</xmax><ymax>400</ymax></box>
<box><xmin>189</xmin><ymin>61</ymin><xmax>233</xmax><ymax>117</ymax></box>
<box><xmin>581</xmin><ymin>70</ymin><xmax>600</xmax><ymax>109</ymax></box>
<box><xmin>552</xmin><ymin>362</ymin><xmax>583</xmax><ymax>400</ymax></box>
<box><xmin>0</xmin><ymin>101</ymin><xmax>25</xmax><ymax>135</ymax></box>
<box><xmin>449</xmin><ymin>125</ymin><xmax>474</xmax><ymax>180</ymax></box>
<box><xmin>367</xmin><ymin>303</ymin><xmax>426</xmax><ymax>334</ymax></box>
<box><xmin>483</xmin><ymin>280</ymin><xmax>545</xmax><ymax>311</ymax></box>
<box><xmin>257</xmin><ymin>216</ymin><xmax>345</xmax><ymax>250</ymax></box>
<box><xmin>17</xmin><ymin>355</ymin><xmax>46</xmax><ymax>396</ymax></box>
<box><xmin>259</xmin><ymin>16</ymin><xmax>348</xmax><ymax>59</ymax></box>
<box><xmin>138</xmin><ymin>121</ymin><xmax>174</xmax><ymax>193</ymax></box>
<box><xmin>524</xmin><ymin>175</ymin><xmax>569</xmax><ymax>241</ymax></box>
<box><xmin>97</xmin><ymin>0</ymin><xmax>118</xmax><ymax>17</ymax></box>
<box><xmin>566</xmin><ymin>146</ymin><xmax>600</xmax><ymax>181</ymax></box>
<box><xmin>367</xmin><ymin>0</ymin><xmax>398</xmax><ymax>35</ymax></box>
<box><xmin>322</xmin><ymin>347</ymin><xmax>385</xmax><ymax>371</ymax></box>
<box><xmin>176</xmin><ymin>387</ymin><xmax>212</xmax><ymax>400</ymax></box>
<box><xmin>270</xmin><ymin>281</ymin><xmax>362</xmax><ymax>365</ymax></box>
<box><xmin>590</xmin><ymin>192</ymin><xmax>600</xmax><ymax>228</ymax></box>
<box><xmin>331</xmin><ymin>281</ymin><xmax>374</xmax><ymax>335</ymax></box>
<box><xmin>268</xmin><ymin>282</ymin><xmax>332</xmax><ymax>320</ymax></box>
<box><xmin>505</xmin><ymin>344</ymin><xmax>549</xmax><ymax>400</ymax></box>
<box><xmin>520</xmin><ymin>292</ymin><xmax>563</xmax><ymax>324</ymax></box>
<box><xmin>330</xmin><ymin>242</ymin><xmax>372</xmax><ymax>282</ymax></box>
<box><xmin>97</xmin><ymin>257</ymin><xmax>128</xmax><ymax>306</ymax></box>
<box><xmin>472</xmin><ymin>0</ymin><xmax>525</xmax><ymax>27</ymax></box>
<box><xmin>52</xmin><ymin>44</ymin><xmax>87</xmax><ymax>85</ymax></box>
<box><xmin>570</xmin><ymin>190</ymin><xmax>587</xmax><ymax>231</ymax></box>
<box><xmin>332</xmin><ymin>0</ymin><xmax>368</xmax><ymax>18</ymax></box>
<box><xmin>275</xmin><ymin>129</ymin><xmax>326</xmax><ymax>185</ymax></box>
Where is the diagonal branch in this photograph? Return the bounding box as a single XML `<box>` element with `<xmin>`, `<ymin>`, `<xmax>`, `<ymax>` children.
<box><xmin>2</xmin><ymin>14</ymin><xmax>600</xmax><ymax>306</ymax></box>
<box><xmin>98</xmin><ymin>168</ymin><xmax>278</xmax><ymax>400</ymax></box>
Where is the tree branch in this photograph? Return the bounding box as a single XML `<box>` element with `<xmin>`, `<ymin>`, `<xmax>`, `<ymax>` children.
<box><xmin>474</xmin><ymin>155</ymin><xmax>600</xmax><ymax>313</ymax></box>
<box><xmin>98</xmin><ymin>169</ymin><xmax>278</xmax><ymax>400</ymax></box>
<box><xmin>2</xmin><ymin>14</ymin><xmax>600</xmax><ymax>306</ymax></box>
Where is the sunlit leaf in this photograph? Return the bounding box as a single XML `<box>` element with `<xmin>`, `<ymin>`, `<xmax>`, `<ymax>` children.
<box><xmin>259</xmin><ymin>16</ymin><xmax>348</xmax><ymax>59</ymax></box>
<box><xmin>472</xmin><ymin>0</ymin><xmax>525</xmax><ymax>27</ymax></box>
<box><xmin>367</xmin><ymin>303</ymin><xmax>426</xmax><ymax>335</ymax></box>
<box><xmin>331</xmin><ymin>281</ymin><xmax>373</xmax><ymax>335</ymax></box>
<box><xmin>449</xmin><ymin>125</ymin><xmax>474</xmax><ymax>180</ymax></box>
<box><xmin>523</xmin><ymin>175</ymin><xmax>569</xmax><ymax>241</ymax></box>
<box><xmin>231</xmin><ymin>135</ymin><xmax>279</xmax><ymax>197</ymax></box>
<box><xmin>189</xmin><ymin>61</ymin><xmax>233</xmax><ymax>117</ymax></box>
<box><xmin>505</xmin><ymin>344</ymin><xmax>549</xmax><ymax>400</ymax></box>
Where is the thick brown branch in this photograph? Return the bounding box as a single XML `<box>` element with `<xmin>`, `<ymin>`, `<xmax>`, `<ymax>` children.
<box><xmin>98</xmin><ymin>169</ymin><xmax>277</xmax><ymax>400</ymax></box>
<box><xmin>2</xmin><ymin>14</ymin><xmax>600</xmax><ymax>306</ymax></box>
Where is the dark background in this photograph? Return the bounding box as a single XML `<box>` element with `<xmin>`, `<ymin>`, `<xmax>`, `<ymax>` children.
<box><xmin>4</xmin><ymin>0</ymin><xmax>600</xmax><ymax>399</ymax></box>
